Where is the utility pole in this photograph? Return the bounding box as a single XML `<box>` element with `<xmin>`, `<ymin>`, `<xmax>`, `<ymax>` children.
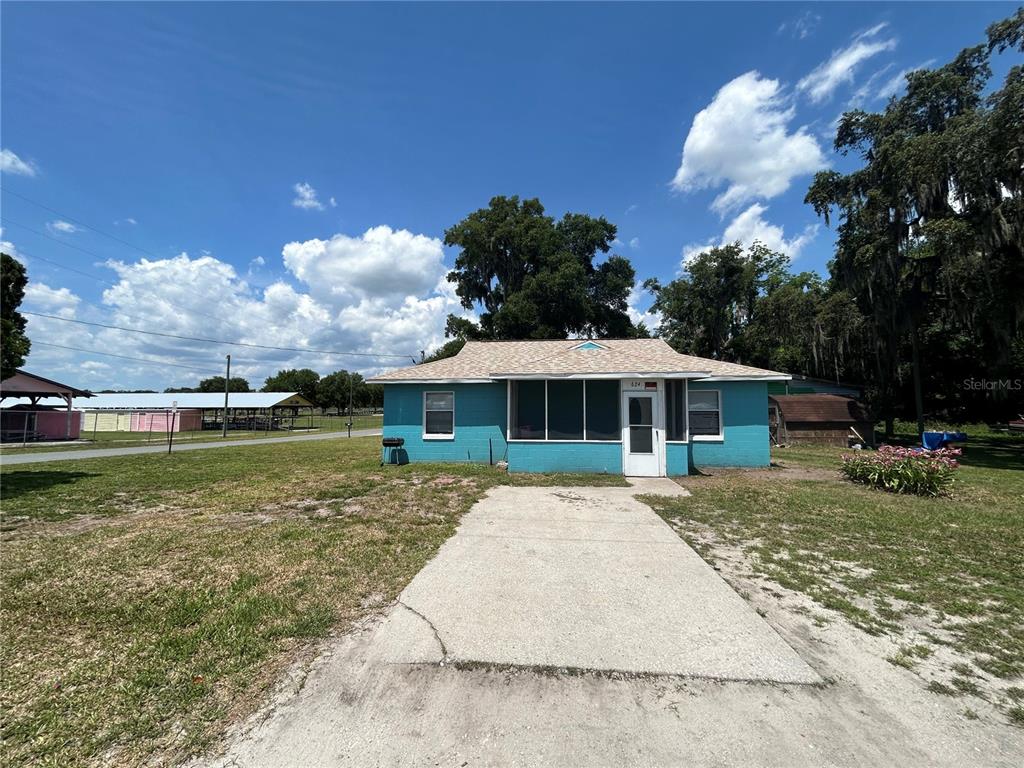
<box><xmin>222</xmin><ymin>354</ymin><xmax>231</xmax><ymax>438</ymax></box>
<box><xmin>347</xmin><ymin>372</ymin><xmax>353</xmax><ymax>438</ymax></box>
<box><xmin>168</xmin><ymin>401</ymin><xmax>177</xmax><ymax>455</ymax></box>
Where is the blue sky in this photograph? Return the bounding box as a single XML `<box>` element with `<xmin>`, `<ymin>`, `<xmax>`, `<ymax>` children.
<box><xmin>1</xmin><ymin>2</ymin><xmax>1015</xmax><ymax>390</ymax></box>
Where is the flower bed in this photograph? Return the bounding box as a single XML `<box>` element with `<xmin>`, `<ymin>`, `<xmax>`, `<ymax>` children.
<box><xmin>841</xmin><ymin>445</ymin><xmax>961</xmax><ymax>496</ymax></box>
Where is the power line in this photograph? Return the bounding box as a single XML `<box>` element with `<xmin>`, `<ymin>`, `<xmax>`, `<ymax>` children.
<box><xmin>2</xmin><ymin>195</ymin><xmax>420</xmax><ymax>365</ymax></box>
<box><xmin>34</xmin><ymin>339</ymin><xmax>321</xmax><ymax>373</ymax></box>
<box><xmin>23</xmin><ymin>311</ymin><xmax>418</xmax><ymax>361</ymax></box>
<box><xmin>1</xmin><ymin>187</ymin><xmax>165</xmax><ymax>260</ymax></box>
<box><xmin>0</xmin><ymin>217</ymin><xmax>228</xmax><ymax>324</ymax></box>
<box><xmin>31</xmin><ymin>341</ymin><xmax>222</xmax><ymax>373</ymax></box>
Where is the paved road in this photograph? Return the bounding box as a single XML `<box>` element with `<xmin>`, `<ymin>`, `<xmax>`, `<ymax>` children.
<box><xmin>0</xmin><ymin>429</ymin><xmax>382</xmax><ymax>465</ymax></box>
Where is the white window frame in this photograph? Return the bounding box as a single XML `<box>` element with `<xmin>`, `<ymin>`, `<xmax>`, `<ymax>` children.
<box><xmin>423</xmin><ymin>390</ymin><xmax>455</xmax><ymax>440</ymax></box>
<box><xmin>688</xmin><ymin>388</ymin><xmax>723</xmax><ymax>441</ymax></box>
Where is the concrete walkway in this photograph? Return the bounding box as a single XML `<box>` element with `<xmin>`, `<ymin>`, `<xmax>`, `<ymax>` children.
<box><xmin>393</xmin><ymin>481</ymin><xmax>818</xmax><ymax>682</ymax></box>
<box><xmin>203</xmin><ymin>481</ymin><xmax>833</xmax><ymax>768</ymax></box>
<box><xmin>0</xmin><ymin>429</ymin><xmax>382</xmax><ymax>465</ymax></box>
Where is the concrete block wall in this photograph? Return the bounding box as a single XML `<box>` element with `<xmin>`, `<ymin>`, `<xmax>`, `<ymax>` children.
<box><xmin>665</xmin><ymin>442</ymin><xmax>690</xmax><ymax>476</ymax></box>
<box><xmin>507</xmin><ymin>440</ymin><xmax>622</xmax><ymax>474</ymax></box>
<box><xmin>689</xmin><ymin>381</ymin><xmax>770</xmax><ymax>468</ymax></box>
<box><xmin>382</xmin><ymin>379</ymin><xmax>771</xmax><ymax>473</ymax></box>
<box><xmin>382</xmin><ymin>383</ymin><xmax>507</xmax><ymax>464</ymax></box>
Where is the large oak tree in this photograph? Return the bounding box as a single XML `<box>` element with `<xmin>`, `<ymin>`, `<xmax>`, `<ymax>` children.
<box><xmin>444</xmin><ymin>196</ymin><xmax>642</xmax><ymax>340</ymax></box>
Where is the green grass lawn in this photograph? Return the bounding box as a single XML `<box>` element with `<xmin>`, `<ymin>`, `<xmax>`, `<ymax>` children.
<box><xmin>0</xmin><ymin>413</ymin><xmax>384</xmax><ymax>455</ymax></box>
<box><xmin>0</xmin><ymin>438</ymin><xmax>623</xmax><ymax>767</ymax></box>
<box><xmin>4</xmin><ymin>429</ymin><xmax>1020</xmax><ymax>765</ymax></box>
<box><xmin>643</xmin><ymin>435</ymin><xmax>1024</xmax><ymax>727</ymax></box>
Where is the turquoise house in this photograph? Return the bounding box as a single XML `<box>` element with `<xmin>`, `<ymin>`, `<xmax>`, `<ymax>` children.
<box><xmin>368</xmin><ymin>339</ymin><xmax>789</xmax><ymax>476</ymax></box>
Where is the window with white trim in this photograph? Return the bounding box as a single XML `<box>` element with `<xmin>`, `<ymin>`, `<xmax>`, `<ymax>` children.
<box><xmin>423</xmin><ymin>391</ymin><xmax>454</xmax><ymax>438</ymax></box>
<box><xmin>688</xmin><ymin>390</ymin><xmax>721</xmax><ymax>439</ymax></box>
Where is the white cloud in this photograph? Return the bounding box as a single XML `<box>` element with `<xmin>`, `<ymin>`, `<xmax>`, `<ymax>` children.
<box><xmin>876</xmin><ymin>60</ymin><xmax>935</xmax><ymax>101</ymax></box>
<box><xmin>626</xmin><ymin>287</ymin><xmax>644</xmax><ymax>325</ymax></box>
<box><xmin>46</xmin><ymin>220</ymin><xmax>79</xmax><ymax>235</ymax></box>
<box><xmin>721</xmin><ymin>204</ymin><xmax>818</xmax><ymax>258</ymax></box>
<box><xmin>292</xmin><ymin>181</ymin><xmax>326</xmax><ymax>211</ymax></box>
<box><xmin>628</xmin><ymin>237</ymin><xmax>640</xmax><ymax>250</ymax></box>
<box><xmin>336</xmin><ymin>289</ymin><xmax>463</xmax><ymax>367</ymax></box>
<box><xmin>876</xmin><ymin>70</ymin><xmax>909</xmax><ymax>101</ymax></box>
<box><xmin>329</xmin><ymin>196</ymin><xmax>337</xmax><ymax>208</ymax></box>
<box><xmin>1</xmin><ymin>228</ymin><xmax>18</xmax><ymax>257</ymax></box>
<box><xmin>847</xmin><ymin>63</ymin><xmax>895</xmax><ymax>107</ymax></box>
<box><xmin>672</xmin><ymin>71</ymin><xmax>826</xmax><ymax>214</ymax></box>
<box><xmin>17</xmin><ymin>220</ymin><xmax>471</xmax><ymax>390</ymax></box>
<box><xmin>24</xmin><ymin>282</ymin><xmax>81</xmax><ymax>318</ymax></box>
<box><xmin>797</xmin><ymin>23</ymin><xmax>897</xmax><ymax>104</ymax></box>
<box><xmin>282</xmin><ymin>225</ymin><xmax>446</xmax><ymax>302</ymax></box>
<box><xmin>623</xmin><ymin>282</ymin><xmax>662</xmax><ymax>334</ymax></box>
<box><xmin>778</xmin><ymin>11</ymin><xmax>821</xmax><ymax>40</ymax></box>
<box><xmin>681</xmin><ymin>203</ymin><xmax>818</xmax><ymax>267</ymax></box>
<box><xmin>624</xmin><ymin>204</ymin><xmax>638</xmax><ymax>215</ymax></box>
<box><xmin>115</xmin><ymin>217</ymin><xmax>138</xmax><ymax>226</ymax></box>
<box><xmin>0</xmin><ymin>148</ymin><xmax>37</xmax><ymax>176</ymax></box>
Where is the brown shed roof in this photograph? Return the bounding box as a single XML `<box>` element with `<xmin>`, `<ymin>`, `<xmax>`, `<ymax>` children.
<box><xmin>368</xmin><ymin>338</ymin><xmax>790</xmax><ymax>382</ymax></box>
<box><xmin>0</xmin><ymin>370</ymin><xmax>93</xmax><ymax>399</ymax></box>
<box><xmin>769</xmin><ymin>394</ymin><xmax>871</xmax><ymax>424</ymax></box>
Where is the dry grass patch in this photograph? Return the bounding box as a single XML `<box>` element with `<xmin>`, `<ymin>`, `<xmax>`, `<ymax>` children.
<box><xmin>645</xmin><ymin>438</ymin><xmax>1024</xmax><ymax>727</ymax></box>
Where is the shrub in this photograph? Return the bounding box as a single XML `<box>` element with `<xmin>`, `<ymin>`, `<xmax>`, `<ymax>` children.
<box><xmin>841</xmin><ymin>445</ymin><xmax>961</xmax><ymax>496</ymax></box>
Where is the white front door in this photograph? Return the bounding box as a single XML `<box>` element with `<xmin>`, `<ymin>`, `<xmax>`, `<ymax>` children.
<box><xmin>622</xmin><ymin>391</ymin><xmax>661</xmax><ymax>476</ymax></box>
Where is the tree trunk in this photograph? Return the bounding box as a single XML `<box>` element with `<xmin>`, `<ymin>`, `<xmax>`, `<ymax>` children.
<box><xmin>910</xmin><ymin>319</ymin><xmax>925</xmax><ymax>438</ymax></box>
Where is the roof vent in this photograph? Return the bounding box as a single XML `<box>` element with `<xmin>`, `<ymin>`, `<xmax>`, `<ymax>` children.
<box><xmin>572</xmin><ymin>341</ymin><xmax>607</xmax><ymax>351</ymax></box>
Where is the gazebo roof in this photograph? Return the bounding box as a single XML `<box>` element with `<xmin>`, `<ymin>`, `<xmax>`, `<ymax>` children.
<box><xmin>0</xmin><ymin>369</ymin><xmax>94</xmax><ymax>400</ymax></box>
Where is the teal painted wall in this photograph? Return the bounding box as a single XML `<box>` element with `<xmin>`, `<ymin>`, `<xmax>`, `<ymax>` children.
<box><xmin>381</xmin><ymin>379</ymin><xmax>770</xmax><ymax>472</ymax></box>
<box><xmin>689</xmin><ymin>381</ymin><xmax>770</xmax><ymax>468</ymax></box>
<box><xmin>508</xmin><ymin>440</ymin><xmax>622</xmax><ymax>474</ymax></box>
<box><xmin>382</xmin><ymin>383</ymin><xmax>507</xmax><ymax>464</ymax></box>
<box><xmin>666</xmin><ymin>442</ymin><xmax>690</xmax><ymax>476</ymax></box>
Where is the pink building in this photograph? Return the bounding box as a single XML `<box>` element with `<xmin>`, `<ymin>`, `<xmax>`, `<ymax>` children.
<box><xmin>129</xmin><ymin>410</ymin><xmax>203</xmax><ymax>433</ymax></box>
<box><xmin>0</xmin><ymin>369</ymin><xmax>93</xmax><ymax>441</ymax></box>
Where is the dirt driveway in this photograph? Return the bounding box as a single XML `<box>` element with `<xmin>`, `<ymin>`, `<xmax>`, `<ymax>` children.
<box><xmin>200</xmin><ymin>481</ymin><xmax>1023</xmax><ymax>767</ymax></box>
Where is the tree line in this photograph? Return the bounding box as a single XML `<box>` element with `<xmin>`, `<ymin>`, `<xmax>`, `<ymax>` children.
<box><xmin>165</xmin><ymin>369</ymin><xmax>383</xmax><ymax>411</ymax></box>
<box><xmin>434</xmin><ymin>10</ymin><xmax>1023</xmax><ymax>431</ymax></box>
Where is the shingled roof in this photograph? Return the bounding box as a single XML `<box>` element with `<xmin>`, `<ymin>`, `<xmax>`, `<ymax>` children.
<box><xmin>368</xmin><ymin>338</ymin><xmax>789</xmax><ymax>382</ymax></box>
<box><xmin>769</xmin><ymin>394</ymin><xmax>872</xmax><ymax>423</ymax></box>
